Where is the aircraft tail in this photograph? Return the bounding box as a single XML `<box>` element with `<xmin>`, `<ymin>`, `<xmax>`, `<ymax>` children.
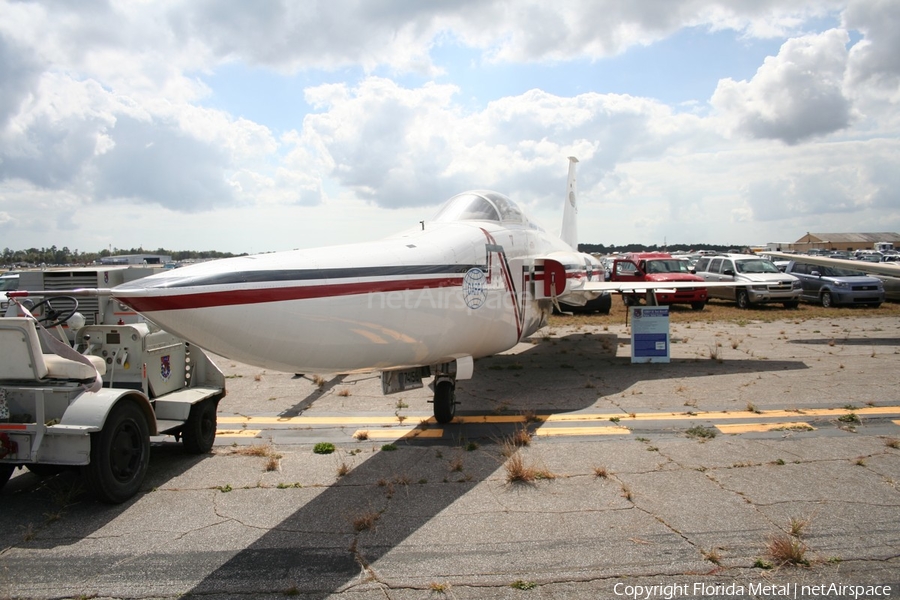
<box><xmin>560</xmin><ymin>156</ymin><xmax>579</xmax><ymax>249</ymax></box>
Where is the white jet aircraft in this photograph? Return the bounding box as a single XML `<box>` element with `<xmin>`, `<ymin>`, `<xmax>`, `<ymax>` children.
<box><xmin>111</xmin><ymin>158</ymin><xmax>711</xmax><ymax>422</ymax></box>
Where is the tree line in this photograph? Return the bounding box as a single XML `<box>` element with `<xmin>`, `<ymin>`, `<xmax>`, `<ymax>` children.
<box><xmin>2</xmin><ymin>246</ymin><xmax>242</xmax><ymax>267</ymax></box>
<box><xmin>578</xmin><ymin>242</ymin><xmax>741</xmax><ymax>255</ymax></box>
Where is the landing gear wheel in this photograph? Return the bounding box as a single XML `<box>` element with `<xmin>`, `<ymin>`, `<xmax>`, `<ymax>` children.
<box><xmin>82</xmin><ymin>399</ymin><xmax>149</xmax><ymax>504</ymax></box>
<box><xmin>0</xmin><ymin>464</ymin><xmax>14</xmax><ymax>492</ymax></box>
<box><xmin>820</xmin><ymin>292</ymin><xmax>833</xmax><ymax>308</ymax></box>
<box><xmin>433</xmin><ymin>380</ymin><xmax>456</xmax><ymax>424</ymax></box>
<box><xmin>736</xmin><ymin>289</ymin><xmax>751</xmax><ymax>309</ymax></box>
<box><xmin>182</xmin><ymin>398</ymin><xmax>218</xmax><ymax>454</ymax></box>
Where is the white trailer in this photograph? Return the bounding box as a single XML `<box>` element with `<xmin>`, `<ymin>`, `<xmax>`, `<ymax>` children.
<box><xmin>1</xmin><ymin>287</ymin><xmax>225</xmax><ymax>503</ymax></box>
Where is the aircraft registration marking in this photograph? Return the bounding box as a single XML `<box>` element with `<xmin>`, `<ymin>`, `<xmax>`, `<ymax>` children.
<box><xmin>715</xmin><ymin>422</ymin><xmax>815</xmax><ymax>434</ymax></box>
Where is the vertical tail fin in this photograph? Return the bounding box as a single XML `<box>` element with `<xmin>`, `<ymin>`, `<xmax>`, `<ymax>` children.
<box><xmin>560</xmin><ymin>156</ymin><xmax>579</xmax><ymax>249</ymax></box>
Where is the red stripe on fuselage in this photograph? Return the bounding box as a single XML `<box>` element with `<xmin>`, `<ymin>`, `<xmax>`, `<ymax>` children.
<box><xmin>115</xmin><ymin>276</ymin><xmax>463</xmax><ymax>312</ymax></box>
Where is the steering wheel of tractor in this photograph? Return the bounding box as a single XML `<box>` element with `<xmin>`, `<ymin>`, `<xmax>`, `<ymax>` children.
<box><xmin>28</xmin><ymin>296</ymin><xmax>79</xmax><ymax>328</ymax></box>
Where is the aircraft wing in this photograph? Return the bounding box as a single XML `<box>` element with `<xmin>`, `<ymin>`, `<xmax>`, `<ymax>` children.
<box><xmin>763</xmin><ymin>252</ymin><xmax>900</xmax><ymax>279</ymax></box>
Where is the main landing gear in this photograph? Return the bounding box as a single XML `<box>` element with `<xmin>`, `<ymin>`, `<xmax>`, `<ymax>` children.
<box><xmin>431</xmin><ymin>376</ymin><xmax>457</xmax><ymax>424</ymax></box>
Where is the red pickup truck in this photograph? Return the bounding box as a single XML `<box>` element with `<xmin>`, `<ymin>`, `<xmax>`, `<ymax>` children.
<box><xmin>610</xmin><ymin>252</ymin><xmax>708</xmax><ymax>310</ymax></box>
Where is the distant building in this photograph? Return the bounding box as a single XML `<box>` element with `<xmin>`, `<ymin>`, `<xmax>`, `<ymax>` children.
<box><xmin>782</xmin><ymin>232</ymin><xmax>900</xmax><ymax>253</ymax></box>
<box><xmin>98</xmin><ymin>254</ymin><xmax>172</xmax><ymax>265</ymax></box>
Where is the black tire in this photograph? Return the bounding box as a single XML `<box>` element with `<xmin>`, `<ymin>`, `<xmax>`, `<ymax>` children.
<box><xmin>0</xmin><ymin>464</ymin><xmax>14</xmax><ymax>492</ymax></box>
<box><xmin>433</xmin><ymin>380</ymin><xmax>456</xmax><ymax>424</ymax></box>
<box><xmin>736</xmin><ymin>289</ymin><xmax>751</xmax><ymax>309</ymax></box>
<box><xmin>182</xmin><ymin>398</ymin><xmax>218</xmax><ymax>454</ymax></box>
<box><xmin>690</xmin><ymin>301</ymin><xmax>706</xmax><ymax>311</ymax></box>
<box><xmin>783</xmin><ymin>301</ymin><xmax>800</xmax><ymax>309</ymax></box>
<box><xmin>82</xmin><ymin>399</ymin><xmax>150</xmax><ymax>504</ymax></box>
<box><xmin>820</xmin><ymin>291</ymin><xmax>833</xmax><ymax>308</ymax></box>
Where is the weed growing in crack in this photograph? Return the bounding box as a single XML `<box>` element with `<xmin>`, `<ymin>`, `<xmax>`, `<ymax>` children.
<box><xmin>685</xmin><ymin>424</ymin><xmax>717</xmax><ymax>440</ymax></box>
<box><xmin>766</xmin><ymin>533</ymin><xmax>809</xmax><ymax>566</ymax></box>
<box><xmin>352</xmin><ymin>510</ymin><xmax>380</xmax><ymax>532</ymax></box>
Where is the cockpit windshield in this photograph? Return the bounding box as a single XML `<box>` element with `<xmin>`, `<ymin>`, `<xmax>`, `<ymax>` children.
<box><xmin>432</xmin><ymin>191</ymin><xmax>527</xmax><ymax>225</ymax></box>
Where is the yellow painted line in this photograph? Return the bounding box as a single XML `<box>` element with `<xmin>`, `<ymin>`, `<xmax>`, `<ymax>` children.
<box><xmin>216</xmin><ymin>429</ymin><xmax>262</xmax><ymax>437</ymax></box>
<box><xmin>217</xmin><ymin>406</ymin><xmax>900</xmax><ymax>428</ymax></box>
<box><xmin>352</xmin><ymin>428</ymin><xmax>443</xmax><ymax>440</ymax></box>
<box><xmin>716</xmin><ymin>422</ymin><xmax>815</xmax><ymax>434</ymax></box>
<box><xmin>534</xmin><ymin>425</ymin><xmax>630</xmax><ymax>437</ymax></box>
<box><xmin>219</xmin><ymin>416</ymin><xmax>418</xmax><ymax>426</ymax></box>
<box><xmin>893</xmin><ymin>420</ymin><xmax>900</xmax><ymax>427</ymax></box>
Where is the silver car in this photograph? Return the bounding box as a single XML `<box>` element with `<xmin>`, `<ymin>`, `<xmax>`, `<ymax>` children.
<box><xmin>693</xmin><ymin>254</ymin><xmax>802</xmax><ymax>308</ymax></box>
<box><xmin>783</xmin><ymin>261</ymin><xmax>884</xmax><ymax>307</ymax></box>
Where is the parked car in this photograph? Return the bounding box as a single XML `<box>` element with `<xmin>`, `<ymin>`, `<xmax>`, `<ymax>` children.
<box><xmin>610</xmin><ymin>252</ymin><xmax>707</xmax><ymax>310</ymax></box>
<box><xmin>0</xmin><ymin>273</ymin><xmax>20</xmax><ymax>313</ymax></box>
<box><xmin>783</xmin><ymin>261</ymin><xmax>884</xmax><ymax>307</ymax></box>
<box><xmin>692</xmin><ymin>254</ymin><xmax>801</xmax><ymax>308</ymax></box>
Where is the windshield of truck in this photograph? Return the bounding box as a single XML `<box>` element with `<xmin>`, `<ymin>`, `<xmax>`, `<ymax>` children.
<box><xmin>0</xmin><ymin>277</ymin><xmax>18</xmax><ymax>292</ymax></box>
<box><xmin>735</xmin><ymin>259</ymin><xmax>780</xmax><ymax>274</ymax></box>
<box><xmin>646</xmin><ymin>260</ymin><xmax>691</xmax><ymax>274</ymax></box>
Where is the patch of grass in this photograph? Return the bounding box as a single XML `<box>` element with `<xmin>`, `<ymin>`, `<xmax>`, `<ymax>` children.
<box><xmin>313</xmin><ymin>442</ymin><xmax>336</xmax><ymax>455</ymax></box>
<box><xmin>702</xmin><ymin>547</ymin><xmax>722</xmax><ymax>565</ymax></box>
<box><xmin>838</xmin><ymin>412</ymin><xmax>860</xmax><ymax>424</ymax></box>
<box><xmin>230</xmin><ymin>443</ymin><xmax>277</xmax><ymax>458</ymax></box>
<box><xmin>594</xmin><ymin>466</ymin><xmax>609</xmax><ymax>478</ymax></box>
<box><xmin>352</xmin><ymin>510</ymin><xmax>380</xmax><ymax>532</ymax></box>
<box><xmin>429</xmin><ymin>582</ymin><xmax>451</xmax><ymax>593</ymax></box>
<box><xmin>788</xmin><ymin>516</ymin><xmax>810</xmax><ymax>537</ymax></box>
<box><xmin>766</xmin><ymin>533</ymin><xmax>809</xmax><ymax>566</ymax></box>
<box><xmin>510</xmin><ymin>580</ymin><xmax>537</xmax><ymax>590</ymax></box>
<box><xmin>381</xmin><ymin>443</ymin><xmax>398</xmax><ymax>451</ymax></box>
<box><xmin>216</xmin><ymin>484</ymin><xmax>233</xmax><ymax>493</ymax></box>
<box><xmin>685</xmin><ymin>424</ymin><xmax>717</xmax><ymax>440</ymax></box>
<box><xmin>337</xmin><ymin>462</ymin><xmax>351</xmax><ymax>477</ymax></box>
<box><xmin>503</xmin><ymin>447</ymin><xmax>554</xmax><ymax>484</ymax></box>
<box><xmin>885</xmin><ymin>438</ymin><xmax>900</xmax><ymax>449</ymax></box>
<box><xmin>354</xmin><ymin>430</ymin><xmax>369</xmax><ymax>441</ymax></box>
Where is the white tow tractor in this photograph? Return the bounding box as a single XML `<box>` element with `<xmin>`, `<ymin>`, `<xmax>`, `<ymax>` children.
<box><xmin>0</xmin><ymin>267</ymin><xmax>225</xmax><ymax>503</ymax></box>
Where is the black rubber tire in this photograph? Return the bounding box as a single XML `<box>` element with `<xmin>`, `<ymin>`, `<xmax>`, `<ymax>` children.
<box><xmin>690</xmin><ymin>301</ymin><xmax>706</xmax><ymax>311</ymax></box>
<box><xmin>736</xmin><ymin>289</ymin><xmax>751</xmax><ymax>309</ymax></box>
<box><xmin>820</xmin><ymin>292</ymin><xmax>833</xmax><ymax>308</ymax></box>
<box><xmin>182</xmin><ymin>398</ymin><xmax>218</xmax><ymax>454</ymax></box>
<box><xmin>433</xmin><ymin>380</ymin><xmax>456</xmax><ymax>424</ymax></box>
<box><xmin>82</xmin><ymin>399</ymin><xmax>150</xmax><ymax>504</ymax></box>
<box><xmin>0</xmin><ymin>464</ymin><xmax>14</xmax><ymax>492</ymax></box>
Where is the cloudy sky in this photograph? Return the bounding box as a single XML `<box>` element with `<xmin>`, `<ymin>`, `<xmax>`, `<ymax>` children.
<box><xmin>1</xmin><ymin>0</ymin><xmax>898</xmax><ymax>255</ymax></box>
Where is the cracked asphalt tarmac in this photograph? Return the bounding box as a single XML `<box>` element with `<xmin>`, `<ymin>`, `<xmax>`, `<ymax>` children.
<box><xmin>1</xmin><ymin>313</ymin><xmax>899</xmax><ymax>599</ymax></box>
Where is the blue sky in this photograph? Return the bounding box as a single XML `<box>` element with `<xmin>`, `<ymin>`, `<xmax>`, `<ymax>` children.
<box><xmin>1</xmin><ymin>1</ymin><xmax>898</xmax><ymax>254</ymax></box>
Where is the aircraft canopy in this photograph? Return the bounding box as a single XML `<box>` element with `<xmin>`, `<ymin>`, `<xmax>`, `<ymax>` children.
<box><xmin>432</xmin><ymin>191</ymin><xmax>527</xmax><ymax>225</ymax></box>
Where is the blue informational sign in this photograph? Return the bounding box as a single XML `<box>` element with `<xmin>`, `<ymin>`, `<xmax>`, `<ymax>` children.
<box><xmin>630</xmin><ymin>306</ymin><xmax>670</xmax><ymax>363</ymax></box>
